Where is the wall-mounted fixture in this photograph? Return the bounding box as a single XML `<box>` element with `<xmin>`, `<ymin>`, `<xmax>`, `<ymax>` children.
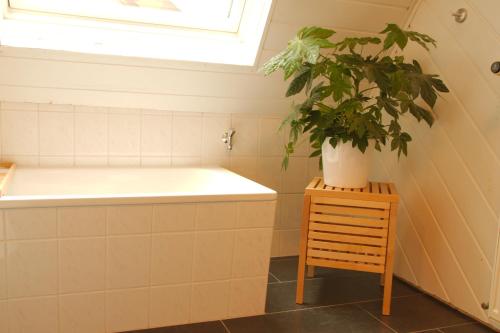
<box><xmin>222</xmin><ymin>129</ymin><xmax>236</xmax><ymax>151</ymax></box>
<box><xmin>492</xmin><ymin>61</ymin><xmax>500</xmax><ymax>76</ymax></box>
<box><xmin>452</xmin><ymin>8</ymin><xmax>468</xmax><ymax>23</ymax></box>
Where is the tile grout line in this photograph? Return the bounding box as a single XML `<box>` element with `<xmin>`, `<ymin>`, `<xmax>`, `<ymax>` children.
<box><xmin>355</xmin><ymin>304</ymin><xmax>399</xmax><ymax>333</ymax></box>
<box><xmin>268</xmin><ymin>271</ymin><xmax>281</xmax><ymax>283</ymax></box>
<box><xmin>264</xmin><ymin>293</ymin><xmax>419</xmax><ymax>317</ymax></box>
<box><xmin>220</xmin><ymin>320</ymin><xmax>231</xmax><ymax>333</ymax></box>
<box><xmin>411</xmin><ymin>321</ymin><xmax>478</xmax><ymax>333</ymax></box>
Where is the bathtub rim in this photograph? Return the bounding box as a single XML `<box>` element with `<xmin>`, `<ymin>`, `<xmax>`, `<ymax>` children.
<box><xmin>0</xmin><ymin>166</ymin><xmax>278</xmax><ymax>208</ymax></box>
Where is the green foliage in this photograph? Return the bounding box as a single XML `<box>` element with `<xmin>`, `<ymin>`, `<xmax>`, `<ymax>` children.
<box><xmin>261</xmin><ymin>24</ymin><xmax>449</xmax><ymax>169</ymax></box>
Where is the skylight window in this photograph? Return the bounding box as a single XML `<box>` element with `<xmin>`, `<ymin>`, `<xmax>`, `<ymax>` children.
<box><xmin>8</xmin><ymin>0</ymin><xmax>245</xmax><ymax>32</ymax></box>
<box><xmin>0</xmin><ymin>0</ymin><xmax>273</xmax><ymax>65</ymax></box>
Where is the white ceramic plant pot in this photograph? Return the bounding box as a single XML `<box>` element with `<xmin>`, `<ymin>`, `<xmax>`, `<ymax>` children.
<box><xmin>321</xmin><ymin>138</ymin><xmax>372</xmax><ymax>188</ymax></box>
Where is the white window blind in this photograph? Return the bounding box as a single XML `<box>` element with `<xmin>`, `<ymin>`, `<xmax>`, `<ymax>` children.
<box><xmin>8</xmin><ymin>0</ymin><xmax>245</xmax><ymax>32</ymax></box>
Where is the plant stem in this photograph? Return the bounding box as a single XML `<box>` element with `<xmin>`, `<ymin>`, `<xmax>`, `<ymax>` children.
<box><xmin>359</xmin><ymin>86</ymin><xmax>378</xmax><ymax>95</ymax></box>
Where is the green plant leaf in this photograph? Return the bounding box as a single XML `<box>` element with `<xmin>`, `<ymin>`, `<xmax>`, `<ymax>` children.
<box><xmin>381</xmin><ymin>24</ymin><xmax>408</xmax><ymax>50</ymax></box>
<box><xmin>298</xmin><ymin>26</ymin><xmax>335</xmax><ymax>39</ymax></box>
<box><xmin>286</xmin><ymin>66</ymin><xmax>312</xmax><ymax>97</ymax></box>
<box><xmin>420</xmin><ymin>81</ymin><xmax>437</xmax><ymax>108</ymax></box>
<box><xmin>263</xmin><ymin>23</ymin><xmax>448</xmax><ymax>164</ymax></box>
<box><xmin>430</xmin><ymin>77</ymin><xmax>449</xmax><ymax>92</ymax></box>
<box><xmin>309</xmin><ymin>149</ymin><xmax>322</xmax><ymax>157</ymax></box>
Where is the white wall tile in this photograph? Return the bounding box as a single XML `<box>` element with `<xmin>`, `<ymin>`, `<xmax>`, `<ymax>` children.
<box><xmin>232</xmin><ymin>229</ymin><xmax>272</xmax><ymax>278</ymax></box>
<box><xmin>193</xmin><ymin>231</ymin><xmax>234</xmax><ymax>282</ymax></box>
<box><xmin>307</xmin><ymin>156</ymin><xmax>322</xmax><ymax>180</ymax></box>
<box><xmin>38</xmin><ymin>103</ymin><xmax>73</xmax><ymax>113</ymax></box>
<box><xmin>260</xmin><ymin>118</ymin><xmax>284</xmax><ymax>157</ymax></box>
<box><xmin>283</xmin><ymin>157</ymin><xmax>309</xmax><ymax>193</ymax></box>
<box><xmin>108</xmin><ymin>107</ymin><xmax>141</xmax><ymax>115</ymax></box>
<box><xmin>2</xmin><ymin>101</ymin><xmax>37</xmax><ymax>111</ymax></box>
<box><xmin>278</xmin><ymin>194</ymin><xmax>303</xmax><ymax>230</ymax></box>
<box><xmin>289</xmin><ymin>135</ymin><xmax>311</xmax><ymax>157</ymax></box>
<box><xmin>230</xmin><ymin>115</ymin><xmax>260</xmax><ymax>156</ymax></box>
<box><xmin>171</xmin><ymin>157</ymin><xmax>201</xmax><ymax>167</ymax></box>
<box><xmin>75</xmin><ymin>112</ymin><xmax>108</xmax><ymax>156</ymax></box>
<box><xmin>271</xmin><ymin>231</ymin><xmax>280</xmax><ymax>257</ymax></box>
<box><xmin>5</xmin><ymin>208</ymin><xmax>57</xmax><ymax>240</ymax></box>
<box><xmin>153</xmin><ymin>204</ymin><xmax>196</xmax><ymax>232</ymax></box>
<box><xmin>150</xmin><ymin>285</ymin><xmax>191</xmax><ymax>328</ymax></box>
<box><xmin>0</xmin><ymin>243</ymin><xmax>5</xmax><ymax>300</ymax></box>
<box><xmin>75</xmin><ymin>156</ymin><xmax>108</xmax><ymax>166</ymax></box>
<box><xmin>195</xmin><ymin>202</ymin><xmax>236</xmax><ymax>230</ymax></box>
<box><xmin>74</xmin><ymin>105</ymin><xmax>108</xmax><ymax>114</ymax></box>
<box><xmin>0</xmin><ymin>301</ymin><xmax>7</xmax><ymax>333</ymax></box>
<box><xmin>151</xmin><ymin>233</ymin><xmax>194</xmax><ymax>285</ymax></box>
<box><xmin>237</xmin><ymin>201</ymin><xmax>276</xmax><ymax>228</ymax></box>
<box><xmin>58</xmin><ymin>206</ymin><xmax>106</xmax><ymax>237</ymax></box>
<box><xmin>106</xmin><ymin>288</ymin><xmax>149</xmax><ymax>333</ymax></box>
<box><xmin>59</xmin><ymin>238</ymin><xmax>106</xmax><ymax>293</ymax></box>
<box><xmin>229</xmin><ymin>277</ymin><xmax>267</xmax><ymax>318</ymax></box>
<box><xmin>39</xmin><ymin>111</ymin><xmax>74</xmax><ymax>156</ymax></box>
<box><xmin>39</xmin><ymin>156</ymin><xmax>74</xmax><ymax>166</ymax></box>
<box><xmin>141</xmin><ymin>113</ymin><xmax>172</xmax><ymax>156</ymax></box>
<box><xmin>0</xmin><ymin>213</ymin><xmax>3</xmax><ymax>241</ymax></box>
<box><xmin>8</xmin><ymin>296</ymin><xmax>58</xmax><ymax>333</ymax></box>
<box><xmin>191</xmin><ymin>281</ymin><xmax>230</xmax><ymax>323</ymax></box>
<box><xmin>201</xmin><ymin>156</ymin><xmax>230</xmax><ymax>168</ymax></box>
<box><xmin>278</xmin><ymin>229</ymin><xmax>301</xmax><ymax>257</ymax></box>
<box><xmin>256</xmin><ymin>157</ymin><xmax>283</xmax><ymax>191</ymax></box>
<box><xmin>141</xmin><ymin>156</ymin><xmax>171</xmax><ymax>166</ymax></box>
<box><xmin>107</xmin><ymin>205</ymin><xmax>152</xmax><ymax>235</ymax></box>
<box><xmin>172</xmin><ymin>115</ymin><xmax>202</xmax><ymax>156</ymax></box>
<box><xmin>7</xmin><ymin>240</ymin><xmax>58</xmax><ymax>298</ymax></box>
<box><xmin>108</xmin><ymin>156</ymin><xmax>141</xmax><ymax>166</ymax></box>
<box><xmin>2</xmin><ymin>110</ymin><xmax>38</xmax><ymax>155</ymax></box>
<box><xmin>230</xmin><ymin>156</ymin><xmax>258</xmax><ymax>180</ymax></box>
<box><xmin>107</xmin><ymin>236</ymin><xmax>150</xmax><ymax>289</ymax></box>
<box><xmin>59</xmin><ymin>293</ymin><xmax>105</xmax><ymax>333</ymax></box>
<box><xmin>202</xmin><ymin>114</ymin><xmax>231</xmax><ymax>157</ymax></box>
<box><xmin>108</xmin><ymin>113</ymin><xmax>141</xmax><ymax>156</ymax></box>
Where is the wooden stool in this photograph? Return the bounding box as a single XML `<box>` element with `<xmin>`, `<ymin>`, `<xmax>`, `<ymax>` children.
<box><xmin>296</xmin><ymin>177</ymin><xmax>399</xmax><ymax>315</ymax></box>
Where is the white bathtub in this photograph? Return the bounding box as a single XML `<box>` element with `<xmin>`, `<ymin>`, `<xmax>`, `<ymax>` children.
<box><xmin>0</xmin><ymin>167</ymin><xmax>277</xmax><ymax>333</ymax></box>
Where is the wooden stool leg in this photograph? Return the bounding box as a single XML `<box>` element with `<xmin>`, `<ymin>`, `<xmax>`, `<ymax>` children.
<box><xmin>307</xmin><ymin>265</ymin><xmax>315</xmax><ymax>278</ymax></box>
<box><xmin>382</xmin><ymin>203</ymin><xmax>398</xmax><ymax>316</ymax></box>
<box><xmin>382</xmin><ymin>271</ymin><xmax>393</xmax><ymax>315</ymax></box>
<box><xmin>296</xmin><ymin>195</ymin><xmax>311</xmax><ymax>304</ymax></box>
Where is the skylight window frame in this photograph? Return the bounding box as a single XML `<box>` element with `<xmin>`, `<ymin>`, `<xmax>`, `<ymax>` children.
<box><xmin>0</xmin><ymin>0</ymin><xmax>274</xmax><ymax>66</ymax></box>
<box><xmin>6</xmin><ymin>0</ymin><xmax>247</xmax><ymax>33</ymax></box>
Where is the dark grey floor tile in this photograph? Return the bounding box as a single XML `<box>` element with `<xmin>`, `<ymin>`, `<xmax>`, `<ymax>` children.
<box><xmin>440</xmin><ymin>323</ymin><xmax>498</xmax><ymax>333</ymax></box>
<box><xmin>123</xmin><ymin>321</ymin><xmax>227</xmax><ymax>333</ymax></box>
<box><xmin>269</xmin><ymin>256</ymin><xmax>367</xmax><ymax>282</ymax></box>
<box><xmin>224</xmin><ymin>304</ymin><xmax>394</xmax><ymax>333</ymax></box>
<box><xmin>358</xmin><ymin>294</ymin><xmax>472</xmax><ymax>332</ymax></box>
<box><xmin>266</xmin><ymin>274</ymin><xmax>418</xmax><ymax>313</ymax></box>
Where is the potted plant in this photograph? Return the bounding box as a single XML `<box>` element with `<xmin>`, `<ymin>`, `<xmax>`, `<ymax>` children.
<box><xmin>262</xmin><ymin>24</ymin><xmax>449</xmax><ymax>188</ymax></box>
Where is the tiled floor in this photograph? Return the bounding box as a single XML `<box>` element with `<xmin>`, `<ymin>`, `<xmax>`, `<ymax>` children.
<box><xmin>127</xmin><ymin>256</ymin><xmax>497</xmax><ymax>333</ymax></box>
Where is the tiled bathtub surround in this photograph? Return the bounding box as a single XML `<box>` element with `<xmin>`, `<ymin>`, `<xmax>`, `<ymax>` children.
<box><xmin>0</xmin><ymin>101</ymin><xmax>321</xmax><ymax>257</ymax></box>
<box><xmin>0</xmin><ymin>201</ymin><xmax>276</xmax><ymax>332</ymax></box>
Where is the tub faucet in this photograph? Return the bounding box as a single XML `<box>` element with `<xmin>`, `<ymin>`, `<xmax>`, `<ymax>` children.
<box><xmin>222</xmin><ymin>129</ymin><xmax>236</xmax><ymax>151</ymax></box>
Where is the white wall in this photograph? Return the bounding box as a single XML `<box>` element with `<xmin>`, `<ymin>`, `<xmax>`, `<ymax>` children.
<box><xmin>0</xmin><ymin>0</ymin><xmax>416</xmax><ymax>257</ymax></box>
<box><xmin>370</xmin><ymin>0</ymin><xmax>500</xmax><ymax>328</ymax></box>
<box><xmin>0</xmin><ymin>0</ymin><xmax>414</xmax><ymax>111</ymax></box>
